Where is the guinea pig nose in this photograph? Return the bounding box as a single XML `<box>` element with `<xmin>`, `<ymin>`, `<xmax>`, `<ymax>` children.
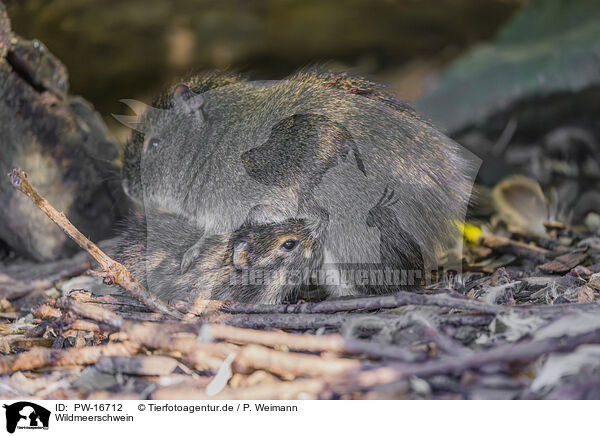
<box><xmin>233</xmin><ymin>241</ymin><xmax>249</xmax><ymax>269</ymax></box>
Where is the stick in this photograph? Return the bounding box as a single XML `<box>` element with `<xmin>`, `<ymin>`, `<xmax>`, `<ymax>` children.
<box><xmin>59</xmin><ymin>297</ymin><xmax>423</xmax><ymax>362</ymax></box>
<box><xmin>481</xmin><ymin>234</ymin><xmax>549</xmax><ymax>262</ymax></box>
<box><xmin>220</xmin><ymin>312</ymin><xmax>494</xmax><ymax>331</ymax></box>
<box><xmin>343</xmin><ymin>327</ymin><xmax>600</xmax><ymax>391</ymax></box>
<box><xmin>221</xmin><ymin>313</ymin><xmax>357</xmax><ymax>330</ymax></box>
<box><xmin>190</xmin><ymin>344</ymin><xmax>361</xmax><ymax>379</ymax></box>
<box><xmin>56</xmin><ymin>297</ymin><xmax>125</xmax><ymax>328</ymax></box>
<box><xmin>151</xmin><ymin>378</ymin><xmax>328</xmax><ymax>400</ymax></box>
<box><xmin>208</xmin><ymin>324</ymin><xmax>423</xmax><ymax>362</ymax></box>
<box><xmin>8</xmin><ymin>169</ymin><xmax>183</xmax><ymax>319</ymax></box>
<box><xmin>95</xmin><ymin>355</ymin><xmax>180</xmax><ymax>376</ymax></box>
<box><xmin>0</xmin><ymin>342</ymin><xmax>140</xmax><ymax>374</ymax></box>
<box><xmin>222</xmin><ymin>290</ymin><xmax>503</xmax><ymax>315</ymax></box>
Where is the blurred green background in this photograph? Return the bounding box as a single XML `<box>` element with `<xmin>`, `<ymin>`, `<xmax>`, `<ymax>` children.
<box><xmin>6</xmin><ymin>0</ymin><xmax>525</xmax><ymax>138</ymax></box>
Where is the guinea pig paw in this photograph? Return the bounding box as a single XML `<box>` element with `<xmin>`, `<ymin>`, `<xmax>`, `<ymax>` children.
<box><xmin>181</xmin><ymin>240</ymin><xmax>204</xmax><ymax>274</ymax></box>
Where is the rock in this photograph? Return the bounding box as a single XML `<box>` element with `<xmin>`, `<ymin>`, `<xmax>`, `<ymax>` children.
<box><xmin>0</xmin><ymin>11</ymin><xmax>128</xmax><ymax>261</ymax></box>
<box><xmin>416</xmin><ymin>0</ymin><xmax>600</xmax><ymax>140</ymax></box>
<box><xmin>417</xmin><ymin>0</ymin><xmax>600</xmax><ymax>228</ymax></box>
<box><xmin>7</xmin><ymin>37</ymin><xmax>68</xmax><ymax>96</ymax></box>
<box><xmin>0</xmin><ymin>3</ymin><xmax>10</xmax><ymax>59</ymax></box>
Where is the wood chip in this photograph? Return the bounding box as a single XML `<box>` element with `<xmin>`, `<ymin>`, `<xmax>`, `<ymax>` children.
<box><xmin>538</xmin><ymin>251</ymin><xmax>588</xmax><ymax>274</ymax></box>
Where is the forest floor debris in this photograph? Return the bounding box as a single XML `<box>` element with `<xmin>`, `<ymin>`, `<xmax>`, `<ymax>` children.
<box><xmin>2</xmin><ymin>170</ymin><xmax>600</xmax><ymax>399</ymax></box>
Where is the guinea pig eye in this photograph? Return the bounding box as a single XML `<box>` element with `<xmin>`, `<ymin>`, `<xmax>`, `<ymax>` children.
<box><xmin>147</xmin><ymin>136</ymin><xmax>160</xmax><ymax>149</ymax></box>
<box><xmin>280</xmin><ymin>239</ymin><xmax>299</xmax><ymax>251</ymax></box>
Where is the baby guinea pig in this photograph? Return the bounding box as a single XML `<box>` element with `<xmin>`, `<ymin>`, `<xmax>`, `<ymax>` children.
<box><xmin>115</xmin><ymin>209</ymin><xmax>325</xmax><ymax>306</ymax></box>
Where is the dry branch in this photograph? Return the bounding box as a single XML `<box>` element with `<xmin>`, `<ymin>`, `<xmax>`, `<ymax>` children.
<box><xmin>8</xmin><ymin>169</ymin><xmax>183</xmax><ymax>319</ymax></box>
<box><xmin>208</xmin><ymin>324</ymin><xmax>422</xmax><ymax>361</ymax></box>
<box><xmin>222</xmin><ymin>290</ymin><xmax>503</xmax><ymax>315</ymax></box>
<box><xmin>481</xmin><ymin>234</ymin><xmax>549</xmax><ymax>262</ymax></box>
<box><xmin>0</xmin><ymin>342</ymin><xmax>139</xmax><ymax>374</ymax></box>
<box><xmin>151</xmin><ymin>378</ymin><xmax>328</xmax><ymax>400</ymax></box>
<box><xmin>341</xmin><ymin>327</ymin><xmax>600</xmax><ymax>392</ymax></box>
<box><xmin>220</xmin><ymin>312</ymin><xmax>494</xmax><ymax>331</ymax></box>
<box><xmin>59</xmin><ymin>296</ymin><xmax>422</xmax><ymax>362</ymax></box>
<box><xmin>56</xmin><ymin>297</ymin><xmax>125</xmax><ymax>328</ymax></box>
<box><xmin>95</xmin><ymin>355</ymin><xmax>180</xmax><ymax>376</ymax></box>
<box><xmin>231</xmin><ymin>344</ymin><xmax>360</xmax><ymax>377</ymax></box>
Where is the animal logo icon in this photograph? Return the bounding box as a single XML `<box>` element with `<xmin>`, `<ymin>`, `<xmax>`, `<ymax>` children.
<box><xmin>242</xmin><ymin>113</ymin><xmax>366</xmax><ymax>216</ymax></box>
<box><xmin>3</xmin><ymin>402</ymin><xmax>50</xmax><ymax>433</ymax></box>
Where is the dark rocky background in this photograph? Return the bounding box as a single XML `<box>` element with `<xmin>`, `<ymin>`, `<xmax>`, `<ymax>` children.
<box><xmin>5</xmin><ymin>0</ymin><xmax>524</xmax><ymax>135</ymax></box>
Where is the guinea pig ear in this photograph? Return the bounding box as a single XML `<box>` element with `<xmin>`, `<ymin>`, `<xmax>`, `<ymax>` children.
<box><xmin>172</xmin><ymin>83</ymin><xmax>206</xmax><ymax>121</ymax></box>
<box><xmin>233</xmin><ymin>241</ymin><xmax>249</xmax><ymax>270</ymax></box>
<box><xmin>112</xmin><ymin>99</ymin><xmax>157</xmax><ymax>132</ymax></box>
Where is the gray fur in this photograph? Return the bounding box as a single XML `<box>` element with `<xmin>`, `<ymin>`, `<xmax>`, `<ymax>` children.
<box><xmin>116</xmin><ymin>69</ymin><xmax>480</xmax><ymax>303</ymax></box>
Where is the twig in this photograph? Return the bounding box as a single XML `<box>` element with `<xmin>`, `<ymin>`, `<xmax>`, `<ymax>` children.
<box><xmin>222</xmin><ymin>313</ymin><xmax>356</xmax><ymax>330</ymax></box>
<box><xmin>59</xmin><ymin>297</ymin><xmax>422</xmax><ymax>362</ymax></box>
<box><xmin>0</xmin><ymin>342</ymin><xmax>140</xmax><ymax>374</ymax></box>
<box><xmin>208</xmin><ymin>324</ymin><xmax>423</xmax><ymax>362</ymax></box>
<box><xmin>492</xmin><ymin>116</ymin><xmax>517</xmax><ymax>156</ymax></box>
<box><xmin>481</xmin><ymin>234</ymin><xmax>549</xmax><ymax>262</ymax></box>
<box><xmin>191</xmin><ymin>344</ymin><xmax>361</xmax><ymax>379</ymax></box>
<box><xmin>343</xmin><ymin>327</ymin><xmax>600</xmax><ymax>391</ymax></box>
<box><xmin>436</xmin><ymin>314</ymin><xmax>494</xmax><ymax>326</ymax></box>
<box><xmin>8</xmin><ymin>169</ymin><xmax>183</xmax><ymax>319</ymax></box>
<box><xmin>67</xmin><ymin>290</ymin><xmax>149</xmax><ymax>310</ymax></box>
<box><xmin>222</xmin><ymin>290</ymin><xmax>503</xmax><ymax>315</ymax></box>
<box><xmin>95</xmin><ymin>355</ymin><xmax>180</xmax><ymax>376</ymax></box>
<box><xmin>422</xmin><ymin>327</ymin><xmax>472</xmax><ymax>357</ymax></box>
<box><xmin>151</xmin><ymin>378</ymin><xmax>328</xmax><ymax>400</ymax></box>
<box><xmin>220</xmin><ymin>311</ymin><xmax>496</xmax><ymax>331</ymax></box>
<box><xmin>56</xmin><ymin>297</ymin><xmax>125</xmax><ymax>329</ymax></box>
